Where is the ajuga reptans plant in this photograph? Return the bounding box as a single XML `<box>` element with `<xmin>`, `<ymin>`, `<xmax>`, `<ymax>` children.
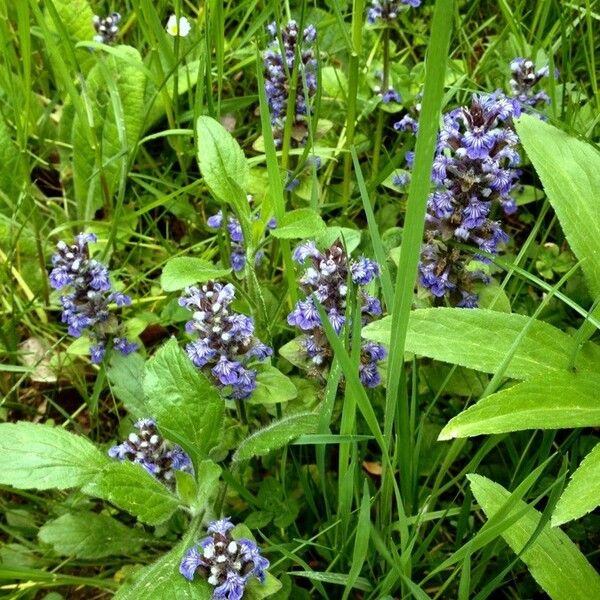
<box><xmin>179</xmin><ymin>282</ymin><xmax>272</xmax><ymax>400</ymax></box>
<box><xmin>288</xmin><ymin>240</ymin><xmax>386</xmax><ymax>387</ymax></box>
<box><xmin>263</xmin><ymin>20</ymin><xmax>317</xmax><ymax>147</ymax></box>
<box><xmin>49</xmin><ymin>233</ymin><xmax>137</xmax><ymax>363</ymax></box>
<box><xmin>108</xmin><ymin>419</ymin><xmax>193</xmax><ymax>488</ymax></box>
<box><xmin>418</xmin><ymin>93</ymin><xmax>521</xmax><ymax>307</ymax></box>
<box><xmin>180</xmin><ymin>517</ymin><xmax>269</xmax><ymax>599</ymax></box>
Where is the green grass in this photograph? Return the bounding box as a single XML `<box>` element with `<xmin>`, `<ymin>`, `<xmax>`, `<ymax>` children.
<box><xmin>0</xmin><ymin>0</ymin><xmax>599</xmax><ymax>599</ymax></box>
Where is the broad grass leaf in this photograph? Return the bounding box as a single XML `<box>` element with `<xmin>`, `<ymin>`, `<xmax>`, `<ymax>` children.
<box><xmin>553</xmin><ymin>442</ymin><xmax>600</xmax><ymax>526</ymax></box>
<box><xmin>233</xmin><ymin>412</ymin><xmax>320</xmax><ymax>462</ymax></box>
<box><xmin>270</xmin><ymin>208</ymin><xmax>326</xmax><ymax>240</ymax></box>
<box><xmin>516</xmin><ymin>114</ymin><xmax>600</xmax><ymax>298</ymax></box>
<box><xmin>114</xmin><ymin>541</ymin><xmax>211</xmax><ymax>600</ymax></box>
<box><xmin>439</xmin><ymin>370</ymin><xmax>600</xmax><ymax>439</ymax></box>
<box><xmin>39</xmin><ymin>513</ymin><xmax>151</xmax><ymax>559</ymax></box>
<box><xmin>107</xmin><ymin>352</ymin><xmax>146</xmax><ymax>418</ymax></box>
<box><xmin>246</xmin><ymin>365</ymin><xmax>298</xmax><ymax>405</ymax></box>
<box><xmin>72</xmin><ymin>46</ymin><xmax>146</xmax><ymax>218</ymax></box>
<box><xmin>362</xmin><ymin>308</ymin><xmax>600</xmax><ymax>380</ymax></box>
<box><xmin>0</xmin><ymin>422</ymin><xmax>110</xmax><ymax>490</ymax></box>
<box><xmin>90</xmin><ymin>461</ymin><xmax>180</xmax><ymax>526</ymax></box>
<box><xmin>160</xmin><ymin>257</ymin><xmax>231</xmax><ymax>292</ymax></box>
<box><xmin>144</xmin><ymin>338</ymin><xmax>224</xmax><ymax>462</ymax></box>
<box><xmin>342</xmin><ymin>481</ymin><xmax>372</xmax><ymax>600</ymax></box>
<box><xmin>468</xmin><ymin>474</ymin><xmax>600</xmax><ymax>600</ymax></box>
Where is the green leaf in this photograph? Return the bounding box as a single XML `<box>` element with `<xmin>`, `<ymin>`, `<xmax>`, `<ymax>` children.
<box><xmin>107</xmin><ymin>352</ymin><xmax>146</xmax><ymax>418</ymax></box>
<box><xmin>114</xmin><ymin>540</ymin><xmax>211</xmax><ymax>600</ymax></box>
<box><xmin>145</xmin><ymin>60</ymin><xmax>202</xmax><ymax>130</ymax></box>
<box><xmin>439</xmin><ymin>370</ymin><xmax>600</xmax><ymax>439</ymax></box>
<box><xmin>315</xmin><ymin>226</ymin><xmax>362</xmax><ymax>253</ymax></box>
<box><xmin>342</xmin><ymin>481</ymin><xmax>372</xmax><ymax>600</ymax></box>
<box><xmin>50</xmin><ymin>0</ymin><xmax>94</xmax><ymax>43</ymax></box>
<box><xmin>160</xmin><ymin>257</ymin><xmax>231</xmax><ymax>292</ymax></box>
<box><xmin>279</xmin><ymin>337</ymin><xmax>311</xmax><ymax>370</ymax></box>
<box><xmin>72</xmin><ymin>46</ymin><xmax>147</xmax><ymax>218</ymax></box>
<box><xmin>245</xmin><ymin>573</ymin><xmax>283</xmax><ymax>599</ymax></box>
<box><xmin>516</xmin><ymin>114</ymin><xmax>600</xmax><ymax>297</ymax></box>
<box><xmin>468</xmin><ymin>474</ymin><xmax>600</xmax><ymax>600</ymax></box>
<box><xmin>144</xmin><ymin>338</ymin><xmax>224</xmax><ymax>462</ymax></box>
<box><xmin>39</xmin><ymin>512</ymin><xmax>150</xmax><ymax>559</ymax></box>
<box><xmin>247</xmin><ymin>365</ymin><xmax>298</xmax><ymax>405</ymax></box>
<box><xmin>0</xmin><ymin>118</ymin><xmax>21</xmax><ymax>198</ymax></box>
<box><xmin>48</xmin><ymin>0</ymin><xmax>95</xmax><ymax>74</ymax></box>
<box><xmin>270</xmin><ymin>209</ymin><xmax>327</xmax><ymax>240</ymax></box>
<box><xmin>0</xmin><ymin>422</ymin><xmax>110</xmax><ymax>491</ymax></box>
<box><xmin>176</xmin><ymin>460</ymin><xmax>221</xmax><ymax>514</ymax></box>
<box><xmin>90</xmin><ymin>461</ymin><xmax>180</xmax><ymax>525</ymax></box>
<box><xmin>553</xmin><ymin>443</ymin><xmax>600</xmax><ymax>526</ymax></box>
<box><xmin>233</xmin><ymin>412</ymin><xmax>320</xmax><ymax>462</ymax></box>
<box><xmin>362</xmin><ymin>308</ymin><xmax>600</xmax><ymax>380</ymax></box>
<box><xmin>196</xmin><ymin>115</ymin><xmax>249</xmax><ymax>208</ymax></box>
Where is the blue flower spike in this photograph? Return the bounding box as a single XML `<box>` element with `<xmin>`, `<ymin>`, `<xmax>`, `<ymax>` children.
<box><xmin>263</xmin><ymin>20</ymin><xmax>317</xmax><ymax>148</ymax></box>
<box><xmin>180</xmin><ymin>517</ymin><xmax>270</xmax><ymax>600</ymax></box>
<box><xmin>179</xmin><ymin>282</ymin><xmax>272</xmax><ymax>400</ymax></box>
<box><xmin>288</xmin><ymin>240</ymin><xmax>386</xmax><ymax>387</ymax></box>
<box><xmin>49</xmin><ymin>233</ymin><xmax>137</xmax><ymax>363</ymax></box>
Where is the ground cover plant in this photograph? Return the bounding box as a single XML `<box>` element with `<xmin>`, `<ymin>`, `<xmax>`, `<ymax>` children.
<box><xmin>1</xmin><ymin>0</ymin><xmax>600</xmax><ymax>598</ymax></box>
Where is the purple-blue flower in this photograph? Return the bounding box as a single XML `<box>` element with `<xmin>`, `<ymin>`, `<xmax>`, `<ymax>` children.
<box><xmin>49</xmin><ymin>233</ymin><xmax>137</xmax><ymax>363</ymax></box>
<box><xmin>509</xmin><ymin>57</ymin><xmax>552</xmax><ymax>110</ymax></box>
<box><xmin>207</xmin><ymin>196</ymin><xmax>275</xmax><ymax>273</ymax></box>
<box><xmin>367</xmin><ymin>0</ymin><xmax>421</xmax><ymax>24</ymax></box>
<box><xmin>108</xmin><ymin>419</ymin><xmax>192</xmax><ymax>488</ymax></box>
<box><xmin>287</xmin><ymin>240</ymin><xmax>386</xmax><ymax>387</ymax></box>
<box><xmin>411</xmin><ymin>93</ymin><xmax>521</xmax><ymax>307</ymax></box>
<box><xmin>382</xmin><ymin>88</ymin><xmax>401</xmax><ymax>104</ymax></box>
<box><xmin>263</xmin><ymin>20</ymin><xmax>317</xmax><ymax>147</ymax></box>
<box><xmin>179</xmin><ymin>282</ymin><xmax>272</xmax><ymax>400</ymax></box>
<box><xmin>180</xmin><ymin>519</ymin><xmax>269</xmax><ymax>599</ymax></box>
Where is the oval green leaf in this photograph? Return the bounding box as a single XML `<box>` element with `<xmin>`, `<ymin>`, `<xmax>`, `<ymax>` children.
<box><xmin>439</xmin><ymin>370</ymin><xmax>600</xmax><ymax>440</ymax></box>
<box><xmin>468</xmin><ymin>474</ymin><xmax>600</xmax><ymax>600</ymax></box>
<box><xmin>233</xmin><ymin>412</ymin><xmax>319</xmax><ymax>462</ymax></box>
<box><xmin>161</xmin><ymin>257</ymin><xmax>231</xmax><ymax>291</ymax></box>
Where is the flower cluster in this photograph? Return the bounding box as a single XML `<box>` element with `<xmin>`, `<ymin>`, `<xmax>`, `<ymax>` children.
<box><xmin>179</xmin><ymin>282</ymin><xmax>272</xmax><ymax>399</ymax></box>
<box><xmin>367</xmin><ymin>0</ymin><xmax>421</xmax><ymax>24</ymax></box>
<box><xmin>509</xmin><ymin>58</ymin><xmax>551</xmax><ymax>109</ymax></box>
<box><xmin>180</xmin><ymin>518</ymin><xmax>269</xmax><ymax>599</ymax></box>
<box><xmin>108</xmin><ymin>419</ymin><xmax>193</xmax><ymax>487</ymax></box>
<box><xmin>49</xmin><ymin>233</ymin><xmax>137</xmax><ymax>363</ymax></box>
<box><xmin>92</xmin><ymin>12</ymin><xmax>121</xmax><ymax>44</ymax></box>
<box><xmin>288</xmin><ymin>240</ymin><xmax>386</xmax><ymax>387</ymax></box>
<box><xmin>418</xmin><ymin>93</ymin><xmax>521</xmax><ymax>307</ymax></box>
<box><xmin>263</xmin><ymin>20</ymin><xmax>317</xmax><ymax>147</ymax></box>
<box><xmin>394</xmin><ymin>93</ymin><xmax>421</xmax><ymax>135</ymax></box>
<box><xmin>207</xmin><ymin>197</ymin><xmax>276</xmax><ymax>272</ymax></box>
